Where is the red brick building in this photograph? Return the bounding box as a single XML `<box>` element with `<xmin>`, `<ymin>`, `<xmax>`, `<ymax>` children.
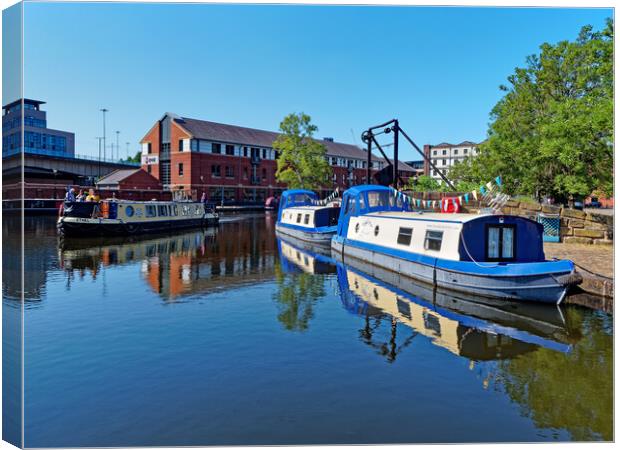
<box><xmin>140</xmin><ymin>113</ymin><xmax>415</xmax><ymax>203</ymax></box>
<box><xmin>96</xmin><ymin>168</ymin><xmax>162</xmax><ymax>191</ymax></box>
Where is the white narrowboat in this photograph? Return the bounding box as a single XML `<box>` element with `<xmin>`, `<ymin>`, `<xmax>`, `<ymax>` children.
<box><xmin>331</xmin><ymin>185</ymin><xmax>582</xmax><ymax>305</ymax></box>
<box><xmin>275</xmin><ymin>189</ymin><xmax>340</xmax><ymax>244</ymax></box>
<box><xmin>58</xmin><ymin>200</ymin><xmax>218</xmax><ymax>237</ymax></box>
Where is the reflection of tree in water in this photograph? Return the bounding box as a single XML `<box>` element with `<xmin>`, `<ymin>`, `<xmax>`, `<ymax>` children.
<box><xmin>493</xmin><ymin>307</ymin><xmax>612</xmax><ymax>441</ymax></box>
<box><xmin>273</xmin><ymin>264</ymin><xmax>326</xmax><ymax>332</ymax></box>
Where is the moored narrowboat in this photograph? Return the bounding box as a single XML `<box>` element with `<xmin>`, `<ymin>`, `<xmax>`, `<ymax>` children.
<box><xmin>58</xmin><ymin>200</ymin><xmax>218</xmax><ymax>237</ymax></box>
<box><xmin>275</xmin><ymin>189</ymin><xmax>340</xmax><ymax>244</ymax></box>
<box><xmin>331</xmin><ymin>185</ymin><xmax>581</xmax><ymax>305</ymax></box>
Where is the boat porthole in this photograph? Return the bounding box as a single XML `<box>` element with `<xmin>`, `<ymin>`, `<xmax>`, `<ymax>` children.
<box><xmin>374</xmin><ymin>225</ymin><xmax>379</xmax><ymax>236</ymax></box>
<box><xmin>126</xmin><ymin>205</ymin><xmax>134</xmax><ymax>217</ymax></box>
<box><xmin>355</xmin><ymin>223</ymin><xmax>360</xmax><ymax>233</ymax></box>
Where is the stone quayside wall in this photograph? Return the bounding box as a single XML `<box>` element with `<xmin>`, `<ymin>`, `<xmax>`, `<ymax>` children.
<box><xmin>498</xmin><ymin>200</ymin><xmax>613</xmax><ymax>245</ymax></box>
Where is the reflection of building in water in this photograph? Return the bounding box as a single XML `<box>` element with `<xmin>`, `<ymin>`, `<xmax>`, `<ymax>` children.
<box><xmin>59</xmin><ymin>217</ymin><xmax>278</xmax><ymax>301</ymax></box>
<box><xmin>338</xmin><ymin>265</ymin><xmax>564</xmax><ymax>362</ymax></box>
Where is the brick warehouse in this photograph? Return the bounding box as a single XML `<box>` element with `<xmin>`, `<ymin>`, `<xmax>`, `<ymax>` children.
<box><xmin>140</xmin><ymin>113</ymin><xmax>416</xmax><ymax>203</ymax></box>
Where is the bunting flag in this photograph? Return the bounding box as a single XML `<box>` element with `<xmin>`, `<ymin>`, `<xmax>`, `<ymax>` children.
<box><xmin>464</xmin><ymin>193</ymin><xmax>469</xmax><ymax>203</ymax></box>
<box><xmin>472</xmin><ymin>190</ymin><xmax>478</xmax><ymax>201</ymax></box>
<box><xmin>495</xmin><ymin>176</ymin><xmax>502</xmax><ymax>187</ymax></box>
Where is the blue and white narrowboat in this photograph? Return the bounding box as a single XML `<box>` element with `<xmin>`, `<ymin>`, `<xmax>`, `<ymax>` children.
<box><xmin>275</xmin><ymin>189</ymin><xmax>340</xmax><ymax>244</ymax></box>
<box><xmin>331</xmin><ymin>185</ymin><xmax>582</xmax><ymax>304</ymax></box>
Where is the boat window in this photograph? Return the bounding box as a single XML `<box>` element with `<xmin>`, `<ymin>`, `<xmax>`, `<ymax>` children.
<box><xmin>487</xmin><ymin>225</ymin><xmax>515</xmax><ymax>260</ymax></box>
<box><xmin>424</xmin><ymin>230</ymin><xmax>443</xmax><ymax>251</ymax></box>
<box><xmin>296</xmin><ymin>213</ymin><xmax>302</xmax><ymax>223</ymax></box>
<box><xmin>158</xmin><ymin>205</ymin><xmax>168</xmax><ymax>216</ymax></box>
<box><xmin>173</xmin><ymin>205</ymin><xmax>178</xmax><ymax>216</ymax></box>
<box><xmin>367</xmin><ymin>191</ymin><xmax>390</xmax><ymax>208</ymax></box>
<box><xmin>304</xmin><ymin>214</ymin><xmax>310</xmax><ymax>225</ymax></box>
<box><xmin>146</xmin><ymin>205</ymin><xmax>156</xmax><ymax>217</ymax></box>
<box><xmin>359</xmin><ymin>194</ymin><xmax>366</xmax><ymax>212</ymax></box>
<box><xmin>344</xmin><ymin>197</ymin><xmax>355</xmax><ymax>215</ymax></box>
<box><xmin>397</xmin><ymin>227</ymin><xmax>413</xmax><ymax>246</ymax></box>
<box><xmin>125</xmin><ymin>205</ymin><xmax>134</xmax><ymax>217</ymax></box>
<box><xmin>168</xmin><ymin>205</ymin><xmax>173</xmax><ymax>216</ymax></box>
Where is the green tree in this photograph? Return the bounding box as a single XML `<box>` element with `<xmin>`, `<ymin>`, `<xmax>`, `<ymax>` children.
<box><xmin>450</xmin><ymin>19</ymin><xmax>613</xmax><ymax>201</ymax></box>
<box><xmin>273</xmin><ymin>113</ymin><xmax>333</xmax><ymax>190</ymax></box>
<box><xmin>406</xmin><ymin>174</ymin><xmax>441</xmax><ymax>192</ymax></box>
<box><xmin>125</xmin><ymin>151</ymin><xmax>142</xmax><ymax>164</ymax></box>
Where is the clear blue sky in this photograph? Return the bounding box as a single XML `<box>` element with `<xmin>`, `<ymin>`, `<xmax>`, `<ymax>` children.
<box><xmin>20</xmin><ymin>3</ymin><xmax>611</xmax><ymax>162</ymax></box>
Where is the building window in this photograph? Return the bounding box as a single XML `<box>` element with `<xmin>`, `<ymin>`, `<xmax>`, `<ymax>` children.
<box><xmin>178</xmin><ymin>163</ymin><xmax>184</xmax><ymax>176</ymax></box>
<box><xmin>179</xmin><ymin>139</ymin><xmax>184</xmax><ymax>152</ymax></box>
<box><xmin>243</xmin><ymin>167</ymin><xmax>248</xmax><ymax>179</ymax></box>
<box><xmin>211</xmin><ymin>165</ymin><xmax>221</xmax><ymax>177</ymax></box>
<box><xmin>147</xmin><ymin>143</ymin><xmax>152</xmax><ymax>154</ymax></box>
<box><xmin>226</xmin><ymin>144</ymin><xmax>234</xmax><ymax>155</ymax></box>
<box><xmin>442</xmin><ymin>159</ymin><xmax>447</xmax><ymax>165</ymax></box>
<box><xmin>433</xmin><ymin>150</ymin><xmax>437</xmax><ymax>156</ymax></box>
<box><xmin>243</xmin><ymin>146</ymin><xmax>248</xmax><ymax>157</ymax></box>
<box><xmin>464</xmin><ymin>148</ymin><xmax>468</xmax><ymax>154</ymax></box>
<box><xmin>212</xmin><ymin>143</ymin><xmax>221</xmax><ymax>154</ymax></box>
<box><xmin>262</xmin><ymin>148</ymin><xmax>266</xmax><ymax>159</ymax></box>
<box><xmin>454</xmin><ymin>149</ymin><xmax>458</xmax><ymax>155</ymax></box>
<box><xmin>397</xmin><ymin>227</ymin><xmax>413</xmax><ymax>246</ymax></box>
<box><xmin>262</xmin><ymin>168</ymin><xmax>267</xmax><ymax>180</ymax></box>
<box><xmin>487</xmin><ymin>225</ymin><xmax>515</xmax><ymax>260</ymax></box>
<box><xmin>147</xmin><ymin>165</ymin><xmax>152</xmax><ymax>174</ymax></box>
<box><xmin>225</xmin><ymin>166</ymin><xmax>234</xmax><ymax>178</ymax></box>
<box><xmin>424</xmin><ymin>230</ymin><xmax>443</xmax><ymax>251</ymax></box>
<box><xmin>442</xmin><ymin>150</ymin><xmax>447</xmax><ymax>155</ymax></box>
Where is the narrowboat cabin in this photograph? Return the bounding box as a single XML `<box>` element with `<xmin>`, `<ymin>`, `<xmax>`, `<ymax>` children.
<box><xmin>331</xmin><ymin>185</ymin><xmax>581</xmax><ymax>304</ymax></box>
<box><xmin>275</xmin><ymin>189</ymin><xmax>340</xmax><ymax>244</ymax></box>
<box><xmin>58</xmin><ymin>200</ymin><xmax>218</xmax><ymax>237</ymax></box>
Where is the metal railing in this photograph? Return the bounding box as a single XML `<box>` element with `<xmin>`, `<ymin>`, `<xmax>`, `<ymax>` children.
<box><xmin>2</xmin><ymin>147</ymin><xmax>139</xmax><ymax>166</ymax></box>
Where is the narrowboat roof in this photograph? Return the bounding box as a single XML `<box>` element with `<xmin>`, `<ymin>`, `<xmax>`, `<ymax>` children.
<box><xmin>282</xmin><ymin>189</ymin><xmax>317</xmax><ymax>196</ymax></box>
<box><xmin>367</xmin><ymin>211</ymin><xmax>491</xmax><ymax>224</ymax></box>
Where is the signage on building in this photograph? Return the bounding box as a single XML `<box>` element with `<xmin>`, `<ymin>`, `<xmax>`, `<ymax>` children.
<box><xmin>142</xmin><ymin>155</ymin><xmax>159</xmax><ymax>165</ymax></box>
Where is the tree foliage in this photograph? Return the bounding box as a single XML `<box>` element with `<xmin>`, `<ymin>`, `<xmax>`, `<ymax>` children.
<box><xmin>406</xmin><ymin>175</ymin><xmax>442</xmax><ymax>192</ymax></box>
<box><xmin>273</xmin><ymin>113</ymin><xmax>333</xmax><ymax>190</ymax></box>
<box><xmin>450</xmin><ymin>19</ymin><xmax>613</xmax><ymax>201</ymax></box>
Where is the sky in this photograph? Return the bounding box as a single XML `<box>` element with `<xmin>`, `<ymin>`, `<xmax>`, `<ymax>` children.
<box><xmin>15</xmin><ymin>2</ymin><xmax>612</xmax><ymax>162</ymax></box>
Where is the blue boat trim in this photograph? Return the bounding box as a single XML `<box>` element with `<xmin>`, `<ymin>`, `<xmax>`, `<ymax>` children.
<box><xmin>277</xmin><ymin>222</ymin><xmax>337</xmax><ymax>234</ymax></box>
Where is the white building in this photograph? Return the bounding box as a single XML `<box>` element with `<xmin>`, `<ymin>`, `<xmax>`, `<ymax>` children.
<box><xmin>425</xmin><ymin>141</ymin><xmax>481</xmax><ymax>183</ymax></box>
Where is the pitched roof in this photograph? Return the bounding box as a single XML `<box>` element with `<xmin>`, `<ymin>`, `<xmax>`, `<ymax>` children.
<box><xmin>175</xmin><ymin>116</ymin><xmax>377</xmax><ymax>162</ymax></box>
<box><xmin>96</xmin><ymin>168</ymin><xmax>143</xmax><ymax>185</ymax></box>
<box><xmin>457</xmin><ymin>140</ymin><xmax>478</xmax><ymax>146</ymax></box>
<box><xmin>432</xmin><ymin>142</ymin><xmax>454</xmax><ymax>148</ymax></box>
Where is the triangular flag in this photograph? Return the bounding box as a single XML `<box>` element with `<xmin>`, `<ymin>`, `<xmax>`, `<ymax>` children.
<box><xmin>464</xmin><ymin>193</ymin><xmax>469</xmax><ymax>203</ymax></box>
<box><xmin>495</xmin><ymin>176</ymin><xmax>502</xmax><ymax>187</ymax></box>
<box><xmin>472</xmin><ymin>190</ymin><xmax>478</xmax><ymax>200</ymax></box>
<box><xmin>480</xmin><ymin>186</ymin><xmax>486</xmax><ymax>195</ymax></box>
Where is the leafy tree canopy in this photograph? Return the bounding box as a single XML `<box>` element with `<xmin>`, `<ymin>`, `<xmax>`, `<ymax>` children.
<box><xmin>273</xmin><ymin>113</ymin><xmax>333</xmax><ymax>190</ymax></box>
<box><xmin>450</xmin><ymin>19</ymin><xmax>613</xmax><ymax>201</ymax></box>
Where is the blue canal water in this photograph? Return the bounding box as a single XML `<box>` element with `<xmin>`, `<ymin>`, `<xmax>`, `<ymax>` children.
<box><xmin>3</xmin><ymin>214</ymin><xmax>613</xmax><ymax>446</ymax></box>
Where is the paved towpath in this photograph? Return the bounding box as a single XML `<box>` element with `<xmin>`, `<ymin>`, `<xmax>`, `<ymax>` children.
<box><xmin>544</xmin><ymin>242</ymin><xmax>613</xmax><ymax>311</ymax></box>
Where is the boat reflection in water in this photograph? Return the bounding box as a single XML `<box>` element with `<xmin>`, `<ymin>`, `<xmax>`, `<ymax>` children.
<box><xmin>277</xmin><ymin>234</ymin><xmax>578</xmax><ymax>360</ymax></box>
<box><xmin>58</xmin><ymin>217</ymin><xmax>278</xmax><ymax>301</ymax></box>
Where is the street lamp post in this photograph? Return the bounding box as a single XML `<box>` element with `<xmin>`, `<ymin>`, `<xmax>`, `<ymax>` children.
<box><xmin>100</xmin><ymin>108</ymin><xmax>108</xmax><ymax>162</ymax></box>
<box><xmin>116</xmin><ymin>131</ymin><xmax>120</xmax><ymax>161</ymax></box>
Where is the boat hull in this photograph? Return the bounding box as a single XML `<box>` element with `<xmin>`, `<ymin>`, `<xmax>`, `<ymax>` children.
<box><xmin>275</xmin><ymin>223</ymin><xmax>336</xmax><ymax>244</ymax></box>
<box><xmin>332</xmin><ymin>238</ymin><xmax>578</xmax><ymax>305</ymax></box>
<box><xmin>58</xmin><ymin>215</ymin><xmax>219</xmax><ymax>237</ymax></box>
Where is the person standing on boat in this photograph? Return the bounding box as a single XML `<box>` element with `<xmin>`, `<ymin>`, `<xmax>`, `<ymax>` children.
<box><xmin>65</xmin><ymin>188</ymin><xmax>76</xmax><ymax>202</ymax></box>
<box><xmin>85</xmin><ymin>188</ymin><xmax>100</xmax><ymax>202</ymax></box>
<box><xmin>76</xmin><ymin>189</ymin><xmax>85</xmax><ymax>202</ymax></box>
